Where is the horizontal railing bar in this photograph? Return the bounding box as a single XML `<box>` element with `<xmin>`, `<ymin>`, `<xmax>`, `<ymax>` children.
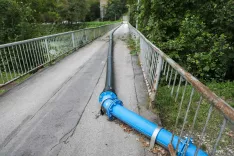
<box><xmin>128</xmin><ymin>23</ymin><xmax>234</xmax><ymax>124</ymax></box>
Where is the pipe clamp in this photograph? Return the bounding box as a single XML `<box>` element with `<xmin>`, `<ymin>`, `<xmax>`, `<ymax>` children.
<box><xmin>150</xmin><ymin>126</ymin><xmax>162</xmax><ymax>149</ymax></box>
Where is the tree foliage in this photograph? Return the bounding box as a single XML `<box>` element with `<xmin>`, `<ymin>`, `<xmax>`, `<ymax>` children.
<box><xmin>59</xmin><ymin>0</ymin><xmax>89</xmax><ymax>23</ymax></box>
<box><xmin>105</xmin><ymin>0</ymin><xmax>128</xmax><ymax>21</ymax></box>
<box><xmin>128</xmin><ymin>0</ymin><xmax>234</xmax><ymax>81</ymax></box>
<box><xmin>0</xmin><ymin>0</ymin><xmax>37</xmax><ymax>43</ymax></box>
<box><xmin>0</xmin><ymin>0</ymin><xmax>100</xmax><ymax>44</ymax></box>
<box><xmin>85</xmin><ymin>0</ymin><xmax>100</xmax><ymax>21</ymax></box>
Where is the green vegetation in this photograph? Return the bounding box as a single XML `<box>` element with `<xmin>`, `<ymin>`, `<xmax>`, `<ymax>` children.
<box><xmin>15</xmin><ymin>73</ymin><xmax>32</xmax><ymax>84</ymax></box>
<box><xmin>156</xmin><ymin>81</ymin><xmax>234</xmax><ymax>129</ymax></box>
<box><xmin>0</xmin><ymin>89</ymin><xmax>5</xmax><ymax>94</ymax></box>
<box><xmin>82</xmin><ymin>21</ymin><xmax>120</xmax><ymax>27</ymax></box>
<box><xmin>207</xmin><ymin>81</ymin><xmax>234</xmax><ymax>107</ymax></box>
<box><xmin>155</xmin><ymin>80</ymin><xmax>234</xmax><ymax>152</ymax></box>
<box><xmin>127</xmin><ymin>0</ymin><xmax>234</xmax><ymax>81</ymax></box>
<box><xmin>0</xmin><ymin>0</ymin><xmax>124</xmax><ymax>92</ymax></box>
<box><xmin>105</xmin><ymin>0</ymin><xmax>128</xmax><ymax>21</ymax></box>
<box><xmin>0</xmin><ymin>73</ymin><xmax>32</xmax><ymax>95</ymax></box>
<box><xmin>0</xmin><ymin>0</ymin><xmax>118</xmax><ymax>44</ymax></box>
<box><xmin>127</xmin><ymin>37</ymin><xmax>139</xmax><ymax>55</ymax></box>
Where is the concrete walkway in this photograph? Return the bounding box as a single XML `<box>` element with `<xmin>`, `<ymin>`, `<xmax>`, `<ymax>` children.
<box><xmin>0</xmin><ymin>24</ymin><xmax>158</xmax><ymax>156</ymax></box>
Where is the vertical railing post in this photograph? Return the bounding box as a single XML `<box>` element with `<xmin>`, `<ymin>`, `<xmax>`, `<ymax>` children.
<box><xmin>99</xmin><ymin>26</ymin><xmax>101</xmax><ymax>37</ymax></box>
<box><xmin>150</xmin><ymin>55</ymin><xmax>163</xmax><ymax>103</ymax></box>
<box><xmin>0</xmin><ymin>67</ymin><xmax>4</xmax><ymax>85</ymax></box>
<box><xmin>45</xmin><ymin>38</ymin><xmax>51</xmax><ymax>63</ymax></box>
<box><xmin>84</xmin><ymin>29</ymin><xmax>87</xmax><ymax>43</ymax></box>
<box><xmin>71</xmin><ymin>32</ymin><xmax>75</xmax><ymax>48</ymax></box>
<box><xmin>94</xmin><ymin>29</ymin><xmax>96</xmax><ymax>39</ymax></box>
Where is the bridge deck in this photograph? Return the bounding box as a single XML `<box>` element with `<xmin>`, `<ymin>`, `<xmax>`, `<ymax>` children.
<box><xmin>0</xmin><ymin>24</ymin><xmax>158</xmax><ymax>156</ymax></box>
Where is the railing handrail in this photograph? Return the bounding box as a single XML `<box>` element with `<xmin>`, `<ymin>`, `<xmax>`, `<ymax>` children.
<box><xmin>0</xmin><ymin>23</ymin><xmax>119</xmax><ymax>49</ymax></box>
<box><xmin>128</xmin><ymin>23</ymin><xmax>234</xmax><ymax>124</ymax></box>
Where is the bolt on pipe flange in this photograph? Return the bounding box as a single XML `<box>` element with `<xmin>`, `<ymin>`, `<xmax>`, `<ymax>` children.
<box><xmin>177</xmin><ymin>137</ymin><xmax>194</xmax><ymax>156</ymax></box>
<box><xmin>99</xmin><ymin>91</ymin><xmax>123</xmax><ymax>120</ymax></box>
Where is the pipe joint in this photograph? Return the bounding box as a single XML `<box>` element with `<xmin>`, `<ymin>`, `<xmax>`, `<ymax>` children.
<box><xmin>99</xmin><ymin>91</ymin><xmax>117</xmax><ymax>103</ymax></box>
<box><xmin>177</xmin><ymin>137</ymin><xmax>194</xmax><ymax>156</ymax></box>
<box><xmin>99</xmin><ymin>91</ymin><xmax>123</xmax><ymax>120</ymax></box>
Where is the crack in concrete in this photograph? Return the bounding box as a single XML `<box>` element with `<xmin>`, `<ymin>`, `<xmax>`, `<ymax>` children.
<box><xmin>49</xmin><ymin>56</ymin><xmax>107</xmax><ymax>155</ymax></box>
<box><xmin>131</xmin><ymin>55</ymin><xmax>141</xmax><ymax>115</ymax></box>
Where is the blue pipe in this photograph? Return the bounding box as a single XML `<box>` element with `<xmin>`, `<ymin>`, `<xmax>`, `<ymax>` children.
<box><xmin>99</xmin><ymin>91</ymin><xmax>208</xmax><ymax>156</ymax></box>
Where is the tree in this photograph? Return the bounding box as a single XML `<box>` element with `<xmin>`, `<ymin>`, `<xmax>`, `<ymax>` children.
<box><xmin>128</xmin><ymin>0</ymin><xmax>234</xmax><ymax>81</ymax></box>
<box><xmin>0</xmin><ymin>0</ymin><xmax>97</xmax><ymax>44</ymax></box>
<box><xmin>105</xmin><ymin>0</ymin><xmax>128</xmax><ymax>21</ymax></box>
<box><xmin>59</xmin><ymin>0</ymin><xmax>89</xmax><ymax>23</ymax></box>
<box><xmin>86</xmin><ymin>0</ymin><xmax>100</xmax><ymax>21</ymax></box>
<box><xmin>0</xmin><ymin>0</ymin><xmax>37</xmax><ymax>43</ymax></box>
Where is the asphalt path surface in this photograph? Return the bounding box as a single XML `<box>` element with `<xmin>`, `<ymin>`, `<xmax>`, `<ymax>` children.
<box><xmin>0</xmin><ymin>24</ymin><xmax>159</xmax><ymax>156</ymax></box>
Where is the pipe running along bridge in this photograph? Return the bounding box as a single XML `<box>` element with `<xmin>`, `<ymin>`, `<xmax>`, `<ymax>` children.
<box><xmin>0</xmin><ymin>22</ymin><xmax>233</xmax><ymax>156</ymax></box>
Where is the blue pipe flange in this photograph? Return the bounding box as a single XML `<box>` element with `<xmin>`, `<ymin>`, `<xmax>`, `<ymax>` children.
<box><xmin>177</xmin><ymin>137</ymin><xmax>194</xmax><ymax>156</ymax></box>
<box><xmin>106</xmin><ymin>99</ymin><xmax>123</xmax><ymax>120</ymax></box>
<box><xmin>99</xmin><ymin>91</ymin><xmax>117</xmax><ymax>103</ymax></box>
<box><xmin>99</xmin><ymin>91</ymin><xmax>123</xmax><ymax>120</ymax></box>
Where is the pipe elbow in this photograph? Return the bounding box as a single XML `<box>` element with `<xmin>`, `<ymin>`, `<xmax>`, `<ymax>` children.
<box><xmin>99</xmin><ymin>91</ymin><xmax>123</xmax><ymax>120</ymax></box>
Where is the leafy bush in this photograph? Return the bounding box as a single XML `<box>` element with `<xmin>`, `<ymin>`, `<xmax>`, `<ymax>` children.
<box><xmin>128</xmin><ymin>0</ymin><xmax>234</xmax><ymax>81</ymax></box>
<box><xmin>167</xmin><ymin>14</ymin><xmax>232</xmax><ymax>81</ymax></box>
<box><xmin>0</xmin><ymin>0</ymin><xmax>44</xmax><ymax>43</ymax></box>
<box><xmin>0</xmin><ymin>0</ymin><xmax>100</xmax><ymax>44</ymax></box>
<box><xmin>105</xmin><ymin>0</ymin><xmax>128</xmax><ymax>21</ymax></box>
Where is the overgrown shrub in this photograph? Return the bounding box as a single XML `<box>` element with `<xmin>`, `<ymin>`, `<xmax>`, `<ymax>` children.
<box><xmin>128</xmin><ymin>0</ymin><xmax>234</xmax><ymax>81</ymax></box>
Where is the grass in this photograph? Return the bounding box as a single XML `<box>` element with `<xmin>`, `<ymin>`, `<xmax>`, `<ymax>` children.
<box><xmin>127</xmin><ymin>36</ymin><xmax>140</xmax><ymax>55</ymax></box>
<box><xmin>206</xmin><ymin>81</ymin><xmax>234</xmax><ymax>107</ymax></box>
<box><xmin>0</xmin><ymin>73</ymin><xmax>32</xmax><ymax>95</ymax></box>
<box><xmin>125</xmin><ymin>36</ymin><xmax>141</xmax><ymax>67</ymax></box>
<box><xmin>15</xmin><ymin>73</ymin><xmax>32</xmax><ymax>84</ymax></box>
<box><xmin>155</xmin><ymin>80</ymin><xmax>234</xmax><ymax>128</ymax></box>
<box><xmin>0</xmin><ymin>72</ymin><xmax>21</xmax><ymax>84</ymax></box>
<box><xmin>0</xmin><ymin>89</ymin><xmax>5</xmax><ymax>94</ymax></box>
<box><xmin>154</xmin><ymin>77</ymin><xmax>234</xmax><ymax>154</ymax></box>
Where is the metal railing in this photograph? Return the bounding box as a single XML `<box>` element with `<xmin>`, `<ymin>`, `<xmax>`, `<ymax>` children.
<box><xmin>128</xmin><ymin>23</ymin><xmax>234</xmax><ymax>156</ymax></box>
<box><xmin>0</xmin><ymin>23</ymin><xmax>120</xmax><ymax>87</ymax></box>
